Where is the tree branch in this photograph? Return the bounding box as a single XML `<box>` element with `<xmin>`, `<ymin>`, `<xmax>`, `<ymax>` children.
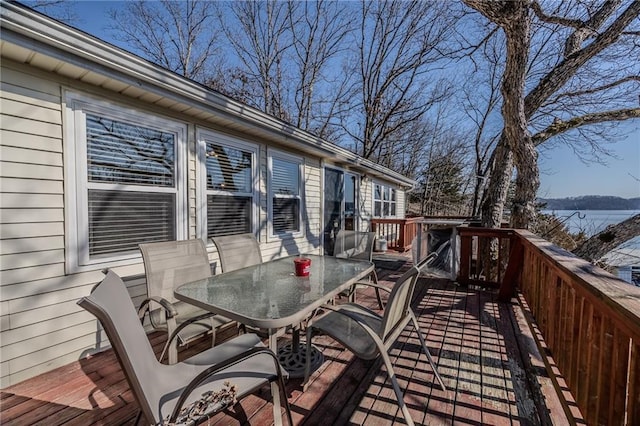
<box><xmin>530</xmin><ymin>1</ymin><xmax>584</xmax><ymax>29</ymax></box>
<box><xmin>550</xmin><ymin>75</ymin><xmax>640</xmax><ymax>102</ymax></box>
<box><xmin>532</xmin><ymin>107</ymin><xmax>640</xmax><ymax>145</ymax></box>
<box><xmin>525</xmin><ymin>1</ymin><xmax>640</xmax><ymax>117</ymax></box>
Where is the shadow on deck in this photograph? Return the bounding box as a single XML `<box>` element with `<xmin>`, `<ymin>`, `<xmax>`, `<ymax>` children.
<box><xmin>0</xmin><ymin>255</ymin><xmax>578</xmax><ymax>425</ymax></box>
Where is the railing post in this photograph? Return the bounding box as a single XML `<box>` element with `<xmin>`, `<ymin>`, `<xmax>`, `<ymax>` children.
<box><xmin>499</xmin><ymin>237</ymin><xmax>523</xmax><ymax>301</ymax></box>
<box><xmin>458</xmin><ymin>231</ymin><xmax>472</xmax><ymax>286</ymax></box>
<box><xmin>398</xmin><ymin>220</ymin><xmax>406</xmax><ymax>250</ymax></box>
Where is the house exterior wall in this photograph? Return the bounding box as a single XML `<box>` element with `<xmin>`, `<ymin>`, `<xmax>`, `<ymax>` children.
<box><xmin>0</xmin><ymin>57</ymin><xmax>409</xmax><ymax>387</ymax></box>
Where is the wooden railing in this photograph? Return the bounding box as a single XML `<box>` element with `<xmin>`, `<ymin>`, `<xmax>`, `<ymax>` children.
<box><xmin>457</xmin><ymin>226</ymin><xmax>640</xmax><ymax>425</ymax></box>
<box><xmin>370</xmin><ymin>217</ymin><xmax>422</xmax><ymax>251</ymax></box>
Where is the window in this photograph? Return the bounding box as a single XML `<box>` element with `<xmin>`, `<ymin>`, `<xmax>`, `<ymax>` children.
<box><xmin>197</xmin><ymin>130</ymin><xmax>258</xmax><ymax>238</ymax></box>
<box><xmin>65</xmin><ymin>93</ymin><xmax>186</xmax><ymax>272</ymax></box>
<box><xmin>269</xmin><ymin>150</ymin><xmax>303</xmax><ymax>235</ymax></box>
<box><xmin>373</xmin><ymin>183</ymin><xmax>397</xmax><ymax>218</ymax></box>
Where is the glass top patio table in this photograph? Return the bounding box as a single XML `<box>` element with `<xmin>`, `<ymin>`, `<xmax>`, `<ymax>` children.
<box><xmin>175</xmin><ymin>254</ymin><xmax>374</xmax><ymax>377</ymax></box>
<box><xmin>174</xmin><ymin>254</ymin><xmax>374</xmax><ymax>331</ymax></box>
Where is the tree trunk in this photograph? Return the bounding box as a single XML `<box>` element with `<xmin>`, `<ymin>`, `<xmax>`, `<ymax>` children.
<box><xmin>573</xmin><ymin>214</ymin><xmax>640</xmax><ymax>263</ymax></box>
<box><xmin>500</xmin><ymin>5</ymin><xmax>537</xmax><ymax>228</ymax></box>
<box><xmin>480</xmin><ymin>139</ymin><xmax>513</xmax><ymax>228</ymax></box>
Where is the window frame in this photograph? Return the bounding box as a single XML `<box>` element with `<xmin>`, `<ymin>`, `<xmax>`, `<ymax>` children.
<box><xmin>267</xmin><ymin>149</ymin><xmax>304</xmax><ymax>238</ymax></box>
<box><xmin>196</xmin><ymin>129</ymin><xmax>259</xmax><ymax>240</ymax></box>
<box><xmin>64</xmin><ymin>91</ymin><xmax>188</xmax><ymax>273</ymax></box>
<box><xmin>372</xmin><ymin>181</ymin><xmax>398</xmax><ymax>218</ymax></box>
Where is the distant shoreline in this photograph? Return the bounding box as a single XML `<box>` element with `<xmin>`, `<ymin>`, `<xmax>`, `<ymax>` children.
<box><xmin>538</xmin><ymin>195</ymin><xmax>640</xmax><ymax>210</ymax></box>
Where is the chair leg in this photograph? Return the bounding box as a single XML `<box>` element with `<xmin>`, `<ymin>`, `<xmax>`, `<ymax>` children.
<box><xmin>410</xmin><ymin>311</ymin><xmax>446</xmax><ymax>392</ymax></box>
<box><xmin>372</xmin><ymin>270</ymin><xmax>384</xmax><ymax>310</ymax></box>
<box><xmin>348</xmin><ymin>284</ymin><xmax>357</xmax><ymax>303</ymax></box>
<box><xmin>166</xmin><ymin>317</ymin><xmax>179</xmax><ymax>364</ymax></box>
<box><xmin>271</xmin><ymin>365</ymin><xmax>294</xmax><ymax>426</ymax></box>
<box><xmin>302</xmin><ymin>327</ymin><xmax>314</xmax><ymax>392</ymax></box>
<box><xmin>380</xmin><ymin>349</ymin><xmax>415</xmax><ymax>426</ymax></box>
<box><xmin>271</xmin><ymin>381</ymin><xmax>284</xmax><ymax>426</ymax></box>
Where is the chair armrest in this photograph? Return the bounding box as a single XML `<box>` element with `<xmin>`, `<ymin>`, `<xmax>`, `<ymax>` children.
<box><xmin>168</xmin><ymin>346</ymin><xmax>283</xmax><ymax>423</ymax></box>
<box><xmin>309</xmin><ymin>304</ymin><xmax>385</xmax><ymax>347</ymax></box>
<box><xmin>350</xmin><ymin>281</ymin><xmax>391</xmax><ymax>294</ymax></box>
<box><xmin>137</xmin><ymin>296</ymin><xmax>178</xmax><ymax>323</ymax></box>
<box><xmin>158</xmin><ymin>311</ymin><xmax>222</xmax><ymax>362</ymax></box>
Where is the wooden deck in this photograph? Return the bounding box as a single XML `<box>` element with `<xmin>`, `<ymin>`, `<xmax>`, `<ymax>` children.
<box><xmin>0</xmin><ymin>259</ymin><xmax>577</xmax><ymax>425</ymax></box>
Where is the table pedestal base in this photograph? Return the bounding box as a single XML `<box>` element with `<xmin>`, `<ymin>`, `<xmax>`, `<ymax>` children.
<box><xmin>277</xmin><ymin>342</ymin><xmax>324</xmax><ymax>378</ymax></box>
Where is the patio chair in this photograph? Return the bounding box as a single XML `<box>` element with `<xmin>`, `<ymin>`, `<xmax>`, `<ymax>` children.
<box><xmin>211</xmin><ymin>233</ymin><xmax>263</xmax><ymax>272</ymax></box>
<box><xmin>333</xmin><ymin>230</ymin><xmax>383</xmax><ymax>309</ymax></box>
<box><xmin>138</xmin><ymin>239</ymin><xmax>232</xmax><ymax>364</ymax></box>
<box><xmin>302</xmin><ymin>254</ymin><xmax>446</xmax><ymax>426</ymax></box>
<box><xmin>211</xmin><ymin>233</ymin><xmax>264</xmax><ymax>335</ymax></box>
<box><xmin>78</xmin><ymin>270</ymin><xmax>293</xmax><ymax>426</ymax></box>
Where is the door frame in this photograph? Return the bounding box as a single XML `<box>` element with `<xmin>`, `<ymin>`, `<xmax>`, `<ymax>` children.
<box><xmin>322</xmin><ymin>165</ymin><xmax>360</xmax><ymax>254</ymax></box>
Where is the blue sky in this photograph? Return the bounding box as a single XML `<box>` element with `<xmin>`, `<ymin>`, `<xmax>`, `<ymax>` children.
<box><xmin>538</xmin><ymin>124</ymin><xmax>640</xmax><ymax>199</ymax></box>
<box><xmin>36</xmin><ymin>1</ymin><xmax>640</xmax><ymax>200</ymax></box>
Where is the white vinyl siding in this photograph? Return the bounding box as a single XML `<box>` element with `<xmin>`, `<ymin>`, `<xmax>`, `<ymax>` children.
<box><xmin>0</xmin><ymin>63</ymin><xmax>95</xmax><ymax>387</ymax></box>
<box><xmin>197</xmin><ymin>130</ymin><xmax>258</xmax><ymax>239</ymax></box>
<box><xmin>64</xmin><ymin>92</ymin><xmax>188</xmax><ymax>272</ymax></box>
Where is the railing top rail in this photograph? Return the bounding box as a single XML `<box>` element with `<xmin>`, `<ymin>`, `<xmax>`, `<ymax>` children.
<box><xmin>515</xmin><ymin>229</ymin><xmax>640</xmax><ymax>338</ymax></box>
<box><xmin>370</xmin><ymin>218</ymin><xmax>413</xmax><ymax>224</ymax></box>
<box><xmin>457</xmin><ymin>227</ymin><xmax>516</xmax><ymax>238</ymax></box>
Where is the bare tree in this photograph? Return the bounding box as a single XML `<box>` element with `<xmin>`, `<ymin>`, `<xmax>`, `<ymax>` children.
<box><xmin>460</xmin><ymin>33</ymin><xmax>504</xmax><ymax>217</ymax></box>
<box><xmin>342</xmin><ymin>0</ymin><xmax>454</xmax><ymax>161</ymax></box>
<box><xmin>419</xmin><ymin>129</ymin><xmax>472</xmax><ymax>216</ymax></box>
<box><xmin>108</xmin><ymin>1</ymin><xmax>220</xmax><ymax>82</ymax></box>
<box><xmin>287</xmin><ymin>0</ymin><xmax>354</xmax><ymax>137</ymax></box>
<box><xmin>216</xmin><ymin>1</ymin><xmax>294</xmax><ymax>120</ymax></box>
<box><xmin>26</xmin><ymin>0</ymin><xmax>78</xmax><ymax>24</ymax></box>
<box><xmin>464</xmin><ymin>0</ymin><xmax>640</xmax><ymax>228</ymax></box>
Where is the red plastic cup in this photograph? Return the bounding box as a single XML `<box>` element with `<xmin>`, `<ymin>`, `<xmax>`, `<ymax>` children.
<box><xmin>294</xmin><ymin>257</ymin><xmax>311</xmax><ymax>276</ymax></box>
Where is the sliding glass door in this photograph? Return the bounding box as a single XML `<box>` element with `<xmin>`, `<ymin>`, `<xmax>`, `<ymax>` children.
<box><xmin>324</xmin><ymin>168</ymin><xmax>358</xmax><ymax>254</ymax></box>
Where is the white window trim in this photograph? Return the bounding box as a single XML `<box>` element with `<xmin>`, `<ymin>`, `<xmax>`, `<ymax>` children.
<box><xmin>196</xmin><ymin>129</ymin><xmax>260</xmax><ymax>240</ymax></box>
<box><xmin>372</xmin><ymin>181</ymin><xmax>398</xmax><ymax>218</ymax></box>
<box><xmin>267</xmin><ymin>148</ymin><xmax>304</xmax><ymax>239</ymax></box>
<box><xmin>63</xmin><ymin>91</ymin><xmax>188</xmax><ymax>273</ymax></box>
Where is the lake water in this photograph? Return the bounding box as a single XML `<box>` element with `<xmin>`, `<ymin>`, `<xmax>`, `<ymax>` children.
<box><xmin>542</xmin><ymin>210</ymin><xmax>640</xmax><ymax>250</ymax></box>
<box><xmin>542</xmin><ymin>210</ymin><xmax>639</xmax><ymax>236</ymax></box>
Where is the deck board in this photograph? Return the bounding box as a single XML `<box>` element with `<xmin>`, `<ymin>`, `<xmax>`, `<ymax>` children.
<box><xmin>0</xmin><ymin>258</ymin><xmax>576</xmax><ymax>425</ymax></box>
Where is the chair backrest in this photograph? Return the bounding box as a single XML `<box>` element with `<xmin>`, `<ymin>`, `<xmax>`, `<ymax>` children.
<box><xmin>211</xmin><ymin>233</ymin><xmax>263</xmax><ymax>272</ymax></box>
<box><xmin>139</xmin><ymin>239</ymin><xmax>211</xmax><ymax>302</ymax></box>
<box><xmin>78</xmin><ymin>270</ymin><xmax>164</xmax><ymax>424</ymax></box>
<box><xmin>333</xmin><ymin>230</ymin><xmax>375</xmax><ymax>261</ymax></box>
<box><xmin>379</xmin><ymin>255</ymin><xmax>433</xmax><ymax>344</ymax></box>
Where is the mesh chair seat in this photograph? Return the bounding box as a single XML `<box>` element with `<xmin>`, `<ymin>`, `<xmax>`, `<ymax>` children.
<box><xmin>307</xmin><ymin>303</ymin><xmax>382</xmax><ymax>359</ymax></box>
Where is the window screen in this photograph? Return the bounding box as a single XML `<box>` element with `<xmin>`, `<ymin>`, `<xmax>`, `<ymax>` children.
<box><xmin>88</xmin><ymin>190</ymin><xmax>175</xmax><ymax>256</ymax></box>
<box><xmin>85</xmin><ymin>114</ymin><xmax>178</xmax><ymax>257</ymax></box>
<box><xmin>87</xmin><ymin>115</ymin><xmax>175</xmax><ymax>186</ymax></box>
<box><xmin>205</xmin><ymin>142</ymin><xmax>255</xmax><ymax>238</ymax></box>
<box><xmin>271</xmin><ymin>155</ymin><xmax>301</xmax><ymax>233</ymax></box>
